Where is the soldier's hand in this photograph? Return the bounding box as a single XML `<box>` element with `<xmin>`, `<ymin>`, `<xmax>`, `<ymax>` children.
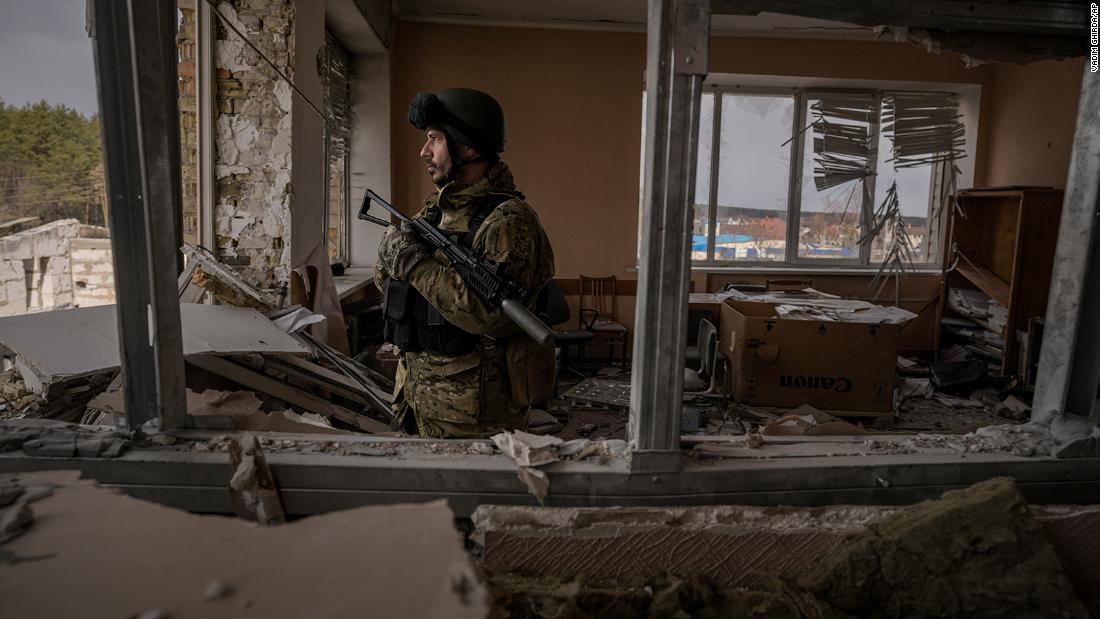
<box><xmin>379</xmin><ymin>222</ymin><xmax>431</xmax><ymax>281</ymax></box>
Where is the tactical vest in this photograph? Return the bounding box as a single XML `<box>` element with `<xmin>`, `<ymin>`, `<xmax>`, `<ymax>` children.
<box><xmin>382</xmin><ymin>194</ymin><xmax>514</xmax><ymax>356</ymax></box>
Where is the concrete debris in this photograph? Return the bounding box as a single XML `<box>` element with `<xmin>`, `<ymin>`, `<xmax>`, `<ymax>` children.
<box><xmin>0</xmin><ymin>500</ymin><xmax>33</xmax><ymax>545</ymax></box>
<box><xmin>0</xmin><ymin>473</ymin><xmax>62</xmax><ymax>550</ymax></box>
<box><xmin>907</xmin><ymin>422</ymin><xmax>1055</xmax><ymax>457</ymax></box>
<box><xmin>0</xmin><ymin>367</ymin><xmax>116</xmax><ymax>424</ymax></box>
<box><xmin>0</xmin><ymin>473</ymin><xmax>488</xmax><ymax>617</ymax></box>
<box><xmin>0</xmin><ymin>420</ymin><xmax>130</xmax><ymax>458</ymax></box>
<box><xmin>90</xmin><ymin>387</ymin><xmax>351</xmax><ymax>435</ymax></box>
<box><xmin>228</xmin><ymin>434</ymin><xmax>285</xmax><ymax>526</ymax></box>
<box><xmin>996</xmin><ymin>395</ymin><xmax>1032</xmax><ymax>422</ymax></box>
<box><xmin>203</xmin><ymin>580</ymin><xmax>236</xmax><ymax>601</ymax></box>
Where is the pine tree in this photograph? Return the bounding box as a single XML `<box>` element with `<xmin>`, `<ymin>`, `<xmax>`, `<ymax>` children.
<box><xmin>0</xmin><ymin>99</ymin><xmax>104</xmax><ymax>227</ymax></box>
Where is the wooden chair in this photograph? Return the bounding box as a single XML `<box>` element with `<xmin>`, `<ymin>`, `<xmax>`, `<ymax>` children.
<box><xmin>578</xmin><ymin>275</ymin><xmax>629</xmax><ymax>369</ymax></box>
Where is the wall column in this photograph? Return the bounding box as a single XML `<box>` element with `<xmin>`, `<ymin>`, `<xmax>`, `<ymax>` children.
<box><xmin>1033</xmin><ymin>64</ymin><xmax>1100</xmax><ymax>431</ymax></box>
<box><xmin>628</xmin><ymin>0</ymin><xmax>709</xmax><ymax>471</ymax></box>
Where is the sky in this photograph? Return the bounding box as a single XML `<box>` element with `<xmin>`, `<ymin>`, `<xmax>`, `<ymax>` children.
<box><xmin>641</xmin><ymin>91</ymin><xmax>938</xmax><ymax>220</ymax></box>
<box><xmin>0</xmin><ymin>0</ymin><xmax>100</xmax><ymax>117</ymax></box>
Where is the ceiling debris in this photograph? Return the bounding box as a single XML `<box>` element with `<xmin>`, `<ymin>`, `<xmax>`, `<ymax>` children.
<box><xmin>0</xmin><ymin>471</ymin><xmax>490</xmax><ymax>618</ymax></box>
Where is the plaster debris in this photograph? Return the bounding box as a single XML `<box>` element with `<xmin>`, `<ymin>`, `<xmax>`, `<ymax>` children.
<box><xmin>492</xmin><ymin>430</ymin><xmax>629</xmax><ymax>504</ymax></box>
<box><xmin>228</xmin><ymin>434</ymin><xmax>285</xmax><ymax>526</ymax></box>
<box><xmin>906</xmin><ymin>422</ymin><xmax>1056</xmax><ymax>457</ymax></box>
<box><xmin>203</xmin><ymin>580</ymin><xmax>236</xmax><ymax>601</ymax></box>
<box><xmin>996</xmin><ymin>395</ymin><xmax>1032</xmax><ymax>422</ymax></box>
<box><xmin>213</xmin><ymin>0</ymin><xmax>294</xmax><ymax>290</ymax></box>
<box><xmin>0</xmin><ymin>474</ymin><xmax>489</xmax><ymax>618</ymax></box>
<box><xmin>0</xmin><ymin>420</ymin><xmax>130</xmax><ymax>459</ymax></box>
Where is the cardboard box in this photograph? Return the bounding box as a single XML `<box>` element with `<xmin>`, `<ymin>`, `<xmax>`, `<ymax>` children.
<box><xmin>719</xmin><ymin>300</ymin><xmax>898</xmax><ymax>413</ymax></box>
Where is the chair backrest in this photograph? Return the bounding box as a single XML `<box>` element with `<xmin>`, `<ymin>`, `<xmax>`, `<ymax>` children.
<box><xmin>695</xmin><ymin>318</ymin><xmax>717</xmax><ymax>374</ymax></box>
<box><xmin>579</xmin><ymin>275</ymin><xmax>618</xmax><ymax>322</ymax></box>
<box><xmin>685</xmin><ymin>308</ymin><xmax>715</xmax><ymax>344</ymax></box>
<box><xmin>542</xmin><ymin>281</ymin><xmax>571</xmax><ymax>326</ymax></box>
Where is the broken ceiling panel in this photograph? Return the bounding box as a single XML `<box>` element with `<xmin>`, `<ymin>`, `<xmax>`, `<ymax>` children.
<box><xmin>0</xmin><ymin>472</ymin><xmax>489</xmax><ymax>618</ymax></box>
<box><xmin>0</xmin><ymin>304</ymin><xmax>308</xmax><ymax>390</ymax></box>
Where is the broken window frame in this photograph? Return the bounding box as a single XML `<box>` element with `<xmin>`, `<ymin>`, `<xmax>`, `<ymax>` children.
<box><xmin>683</xmin><ymin>82</ymin><xmax>967</xmax><ymax>271</ymax></box>
<box><xmin>321</xmin><ymin>30</ymin><xmax>353</xmax><ymax>265</ymax></box>
<box><xmin>195</xmin><ymin>0</ymin><xmax>216</xmax><ymax>251</ymax></box>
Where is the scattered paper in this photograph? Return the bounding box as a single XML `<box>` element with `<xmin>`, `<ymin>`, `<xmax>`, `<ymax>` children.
<box><xmin>490</xmin><ymin>431</ymin><xmax>629</xmax><ymax>504</ymax></box>
<box><xmin>761</xmin><ymin>404</ymin><xmax>867</xmax><ymax>436</ymax></box>
<box><xmin>272</xmin><ymin>308</ymin><xmax>326</xmax><ymax>335</ymax></box>
<box><xmin>516</xmin><ymin>467</ymin><xmax>549</xmax><ymax>504</ymax></box>
<box><xmin>491</xmin><ymin>431</ymin><xmax>563</xmax><ymax>467</ymax></box>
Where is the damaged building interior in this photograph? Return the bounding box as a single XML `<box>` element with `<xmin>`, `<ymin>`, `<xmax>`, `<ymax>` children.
<box><xmin>1</xmin><ymin>0</ymin><xmax>1099</xmax><ymax>616</ymax></box>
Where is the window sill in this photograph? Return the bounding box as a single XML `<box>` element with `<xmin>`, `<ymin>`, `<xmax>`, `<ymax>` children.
<box><xmin>333</xmin><ymin>266</ymin><xmax>376</xmax><ymax>300</ymax></box>
<box><xmin>626</xmin><ymin>265</ymin><xmax>944</xmax><ymax>276</ymax></box>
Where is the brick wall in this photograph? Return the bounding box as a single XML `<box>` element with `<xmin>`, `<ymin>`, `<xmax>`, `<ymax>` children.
<box><xmin>212</xmin><ymin>0</ymin><xmax>295</xmax><ymax>292</ymax></box>
<box><xmin>178</xmin><ymin>8</ymin><xmax>199</xmax><ymax>246</ymax></box>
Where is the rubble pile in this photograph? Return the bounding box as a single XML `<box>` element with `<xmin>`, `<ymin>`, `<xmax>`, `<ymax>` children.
<box><xmin>0</xmin><ymin>245</ymin><xmax>394</xmax><ymax>436</ymax></box>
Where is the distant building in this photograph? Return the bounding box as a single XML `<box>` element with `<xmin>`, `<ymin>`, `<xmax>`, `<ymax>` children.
<box><xmin>0</xmin><ymin>219</ymin><xmax>115</xmax><ymax>317</ymax></box>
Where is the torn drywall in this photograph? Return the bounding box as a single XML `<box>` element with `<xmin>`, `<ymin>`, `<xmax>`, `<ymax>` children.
<box><xmin>214</xmin><ymin>0</ymin><xmax>295</xmax><ymax>291</ymax></box>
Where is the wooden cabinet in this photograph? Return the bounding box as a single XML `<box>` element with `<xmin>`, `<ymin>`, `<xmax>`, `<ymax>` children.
<box><xmin>938</xmin><ymin>188</ymin><xmax>1063</xmax><ymax>378</ymax></box>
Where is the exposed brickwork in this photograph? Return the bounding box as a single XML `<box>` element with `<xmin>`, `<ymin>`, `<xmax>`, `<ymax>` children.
<box><xmin>177</xmin><ymin>8</ymin><xmax>198</xmax><ymax>246</ymax></box>
<box><xmin>212</xmin><ymin>0</ymin><xmax>295</xmax><ymax>291</ymax></box>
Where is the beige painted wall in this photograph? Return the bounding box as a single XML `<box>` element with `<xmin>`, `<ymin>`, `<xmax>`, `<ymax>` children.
<box><xmin>388</xmin><ymin>22</ymin><xmax>1085</xmax><ymax>353</ymax></box>
<box><xmin>391</xmin><ymin>22</ymin><xmax>995</xmax><ymax>281</ymax></box>
<box><xmin>983</xmin><ymin>57</ymin><xmax>1085</xmax><ymax>189</ymax></box>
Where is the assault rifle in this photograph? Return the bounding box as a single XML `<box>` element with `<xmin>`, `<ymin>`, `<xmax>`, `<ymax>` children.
<box><xmin>358</xmin><ymin>189</ymin><xmax>554</xmax><ymax>347</ymax></box>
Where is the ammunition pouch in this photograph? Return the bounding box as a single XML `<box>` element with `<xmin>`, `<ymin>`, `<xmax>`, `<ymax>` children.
<box><xmin>383</xmin><ymin>278</ymin><xmax>479</xmax><ymax>355</ymax></box>
<box><xmin>505</xmin><ymin>334</ymin><xmax>557</xmax><ymax>408</ymax></box>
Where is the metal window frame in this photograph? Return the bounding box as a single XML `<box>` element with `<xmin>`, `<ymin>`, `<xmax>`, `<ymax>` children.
<box><xmin>321</xmin><ymin>30</ymin><xmax>353</xmax><ymax>265</ymax></box>
<box><xmin>704</xmin><ymin>92</ymin><xmax>719</xmax><ymax>263</ymax></box>
<box><xmin>689</xmin><ymin>85</ymin><xmax>951</xmax><ymax>270</ymax></box>
<box><xmin>196</xmin><ymin>0</ymin><xmax>215</xmax><ymax>251</ymax></box>
<box><xmin>90</xmin><ymin>0</ymin><xmax>188</xmax><ymax>430</ymax></box>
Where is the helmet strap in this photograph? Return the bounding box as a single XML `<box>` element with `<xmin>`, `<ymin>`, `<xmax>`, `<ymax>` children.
<box><xmin>441</xmin><ymin>132</ymin><xmax>491</xmax><ymax>185</ymax></box>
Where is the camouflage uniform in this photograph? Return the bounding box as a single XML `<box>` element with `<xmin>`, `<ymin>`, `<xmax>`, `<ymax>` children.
<box><xmin>374</xmin><ymin>161</ymin><xmax>555</xmax><ymax>438</ymax></box>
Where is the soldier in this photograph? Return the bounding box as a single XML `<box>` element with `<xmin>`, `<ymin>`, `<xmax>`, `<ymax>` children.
<box><xmin>374</xmin><ymin>88</ymin><xmax>556</xmax><ymax>438</ymax></box>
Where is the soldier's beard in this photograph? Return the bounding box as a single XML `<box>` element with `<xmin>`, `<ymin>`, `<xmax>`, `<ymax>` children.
<box><xmin>429</xmin><ymin>158</ymin><xmax>452</xmax><ymax>187</ymax></box>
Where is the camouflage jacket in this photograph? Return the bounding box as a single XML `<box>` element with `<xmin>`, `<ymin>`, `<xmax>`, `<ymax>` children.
<box><xmin>374</xmin><ymin>161</ymin><xmax>555</xmax><ymax>438</ymax></box>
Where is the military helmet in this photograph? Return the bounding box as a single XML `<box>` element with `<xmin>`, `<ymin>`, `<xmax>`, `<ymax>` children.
<box><xmin>408</xmin><ymin>88</ymin><xmax>506</xmax><ymax>156</ymax></box>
